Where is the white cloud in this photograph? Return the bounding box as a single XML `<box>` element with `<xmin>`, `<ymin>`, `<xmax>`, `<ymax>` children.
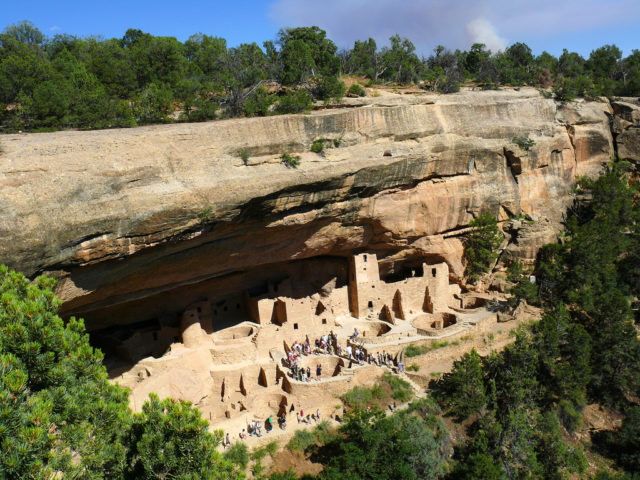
<box><xmin>49</xmin><ymin>25</ymin><xmax>61</xmax><ymax>32</ymax></box>
<box><xmin>465</xmin><ymin>18</ymin><xmax>506</xmax><ymax>52</ymax></box>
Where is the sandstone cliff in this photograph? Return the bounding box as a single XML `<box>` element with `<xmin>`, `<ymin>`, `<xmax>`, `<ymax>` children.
<box><xmin>0</xmin><ymin>88</ymin><xmax>622</xmax><ymax>328</ymax></box>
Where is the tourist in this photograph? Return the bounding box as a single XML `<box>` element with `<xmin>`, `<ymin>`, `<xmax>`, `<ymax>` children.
<box><xmin>398</xmin><ymin>360</ymin><xmax>404</xmax><ymax>373</ymax></box>
<box><xmin>316</xmin><ymin>408</ymin><xmax>320</xmax><ymax>421</ymax></box>
<box><xmin>240</xmin><ymin>429</ymin><xmax>247</xmax><ymax>439</ymax></box>
<box><xmin>353</xmin><ymin>328</ymin><xmax>359</xmax><ymax>339</ymax></box>
<box><xmin>346</xmin><ymin>345</ymin><xmax>352</xmax><ymax>359</ymax></box>
<box><xmin>296</xmin><ymin>412</ymin><xmax>300</xmax><ymax>424</ymax></box>
<box><xmin>316</xmin><ymin>363</ymin><xmax>322</xmax><ymax>378</ymax></box>
<box><xmin>306</xmin><ymin>366</ymin><xmax>311</xmax><ymax>381</ymax></box>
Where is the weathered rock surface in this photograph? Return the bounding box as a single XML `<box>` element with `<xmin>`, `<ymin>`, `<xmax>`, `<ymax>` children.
<box><xmin>0</xmin><ymin>88</ymin><xmax>617</xmax><ymax>328</ymax></box>
<box><xmin>611</xmin><ymin>98</ymin><xmax>640</xmax><ymax>164</ymax></box>
<box><xmin>502</xmin><ymin>217</ymin><xmax>559</xmax><ymax>265</ymax></box>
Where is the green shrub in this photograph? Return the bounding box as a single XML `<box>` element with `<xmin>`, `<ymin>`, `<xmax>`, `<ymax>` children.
<box><xmin>237</xmin><ymin>147</ymin><xmax>250</xmax><ymax>165</ymax></box>
<box><xmin>512</xmin><ymin>135</ymin><xmax>535</xmax><ymax>151</ymax></box>
<box><xmin>287</xmin><ymin>429</ymin><xmax>315</xmax><ymax>452</ymax></box>
<box><xmin>251</xmin><ymin>460</ymin><xmax>265</xmax><ymax>478</ymax></box>
<box><xmin>281</xmin><ymin>152</ymin><xmax>301</xmax><ymax>168</ymax></box>
<box><xmin>405</xmin><ymin>341</ymin><xmax>450</xmax><ymax>357</ymax></box>
<box><xmin>557</xmin><ymin>399</ymin><xmax>583</xmax><ymax>433</ymax></box>
<box><xmin>251</xmin><ymin>446</ymin><xmax>268</xmax><ymax>461</ymax></box>
<box><xmin>223</xmin><ymin>441</ymin><xmax>249</xmax><ymax>469</ymax></box>
<box><xmin>405</xmin><ymin>344</ymin><xmax>424</xmax><ymax>357</ymax></box>
<box><xmin>127</xmin><ymin>395</ymin><xmax>236</xmax><ymax>480</ymax></box>
<box><xmin>342</xmin><ymin>386</ymin><xmax>374</xmax><ymax>410</ymax></box>
<box><xmin>347</xmin><ymin>83</ymin><xmax>366</xmax><ymax>97</ymax></box>
<box><xmin>244</xmin><ymin>86</ymin><xmax>275</xmax><ymax>117</ymax></box>
<box><xmin>436</xmin><ymin>348</ymin><xmax>487</xmax><ymax>419</ymax></box>
<box><xmin>182</xmin><ymin>95</ymin><xmax>218</xmax><ymax>123</ymax></box>
<box><xmin>199</xmin><ymin>206</ymin><xmax>213</xmax><ymax>223</ymax></box>
<box><xmin>464</xmin><ymin>212</ymin><xmax>502</xmax><ymax>281</ymax></box>
<box><xmin>408</xmin><ymin>396</ymin><xmax>442</xmax><ymax>416</ymax></box>
<box><xmin>313</xmin><ymin>75</ymin><xmax>346</xmax><ymax>101</ymax></box>
<box><xmin>265</xmin><ymin>441</ymin><xmax>279</xmax><ymax>457</ymax></box>
<box><xmin>407</xmin><ymin>363</ymin><xmax>420</xmax><ymax>372</ymax></box>
<box><xmin>341</xmin><ymin>383</ymin><xmax>384</xmax><ymax>410</ymax></box>
<box><xmin>274</xmin><ymin>90</ymin><xmax>313</xmax><ymax>114</ymax></box>
<box><xmin>311</xmin><ymin>139</ymin><xmax>325</xmax><ymax>153</ymax></box>
<box><xmin>133</xmin><ymin>82</ymin><xmax>174</xmax><ymax>124</ymax></box>
<box><xmin>538</xmin><ymin>88</ymin><xmax>553</xmax><ymax>99</ymax></box>
<box><xmin>507</xmin><ymin>259</ymin><xmax>540</xmax><ymax>307</ymax></box>
<box><xmin>553</xmin><ymin>75</ymin><xmax>594</xmax><ymax>101</ymax></box>
<box><xmin>371</xmin><ymin>383</ymin><xmax>384</xmax><ymax>399</ymax></box>
<box><xmin>313</xmin><ymin>421</ymin><xmax>337</xmax><ymax>445</ymax></box>
<box><xmin>382</xmin><ymin>372</ymin><xmax>413</xmax><ymax>403</ymax></box>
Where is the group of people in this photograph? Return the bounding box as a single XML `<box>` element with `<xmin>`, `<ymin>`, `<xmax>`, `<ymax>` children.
<box><xmin>235</xmin><ymin>416</ymin><xmax>275</xmax><ymax>442</ymax></box>
<box><xmin>296</xmin><ymin>407</ymin><xmax>321</xmax><ymax>424</ymax></box>
<box><xmin>232</xmin><ymin>404</ymin><xmax>321</xmax><ymax>444</ymax></box>
<box><xmin>285</xmin><ymin>329</ymin><xmax>406</xmax><ymax>380</ymax></box>
<box><xmin>288</xmin><ymin>331</ymin><xmax>341</xmax><ymax>358</ymax></box>
<box><xmin>226</xmin><ymin>329</ymin><xmax>408</xmax><ymax>448</ymax></box>
<box><xmin>289</xmin><ymin>362</ymin><xmax>321</xmax><ymax>382</ymax></box>
<box><xmin>286</xmin><ymin>331</ymin><xmax>341</xmax><ymax>381</ymax></box>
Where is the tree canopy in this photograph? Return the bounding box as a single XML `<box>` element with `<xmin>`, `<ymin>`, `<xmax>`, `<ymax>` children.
<box><xmin>2</xmin><ymin>21</ymin><xmax>640</xmax><ymax>132</ymax></box>
<box><xmin>0</xmin><ymin>265</ymin><xmax>241</xmax><ymax>480</ymax></box>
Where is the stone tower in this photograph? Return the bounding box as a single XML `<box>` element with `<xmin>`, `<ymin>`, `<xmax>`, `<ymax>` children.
<box><xmin>348</xmin><ymin>253</ymin><xmax>380</xmax><ymax>318</ymax></box>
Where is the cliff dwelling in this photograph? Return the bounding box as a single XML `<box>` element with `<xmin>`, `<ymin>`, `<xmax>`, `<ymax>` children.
<box><xmin>2</xmin><ymin>86</ymin><xmax>629</xmax><ymax>450</ymax></box>
<box><xmin>101</xmin><ymin>251</ymin><xmax>504</xmax><ymax>438</ymax></box>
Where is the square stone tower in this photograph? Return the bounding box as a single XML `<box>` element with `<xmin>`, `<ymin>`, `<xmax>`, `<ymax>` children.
<box><xmin>348</xmin><ymin>253</ymin><xmax>380</xmax><ymax>318</ymax></box>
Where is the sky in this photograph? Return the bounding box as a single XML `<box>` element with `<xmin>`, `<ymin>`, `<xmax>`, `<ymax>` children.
<box><xmin>2</xmin><ymin>0</ymin><xmax>639</xmax><ymax>57</ymax></box>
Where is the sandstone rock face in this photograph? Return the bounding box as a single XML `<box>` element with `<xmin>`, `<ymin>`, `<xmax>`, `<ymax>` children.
<box><xmin>611</xmin><ymin>98</ymin><xmax>640</xmax><ymax>164</ymax></box>
<box><xmin>0</xmin><ymin>88</ymin><xmax>616</xmax><ymax>329</ymax></box>
<box><xmin>502</xmin><ymin>217</ymin><xmax>559</xmax><ymax>265</ymax></box>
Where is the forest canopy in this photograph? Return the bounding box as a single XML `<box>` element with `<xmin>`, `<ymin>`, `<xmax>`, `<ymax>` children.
<box><xmin>1</xmin><ymin>20</ymin><xmax>640</xmax><ymax>132</ymax></box>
